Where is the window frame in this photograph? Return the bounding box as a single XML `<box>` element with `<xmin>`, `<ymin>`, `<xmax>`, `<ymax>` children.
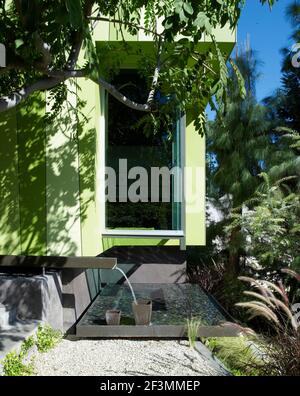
<box><xmin>99</xmin><ymin>87</ymin><xmax>186</xmax><ymax>248</ymax></box>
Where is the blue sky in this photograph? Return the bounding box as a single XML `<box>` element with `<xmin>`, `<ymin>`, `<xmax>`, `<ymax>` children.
<box><xmin>207</xmin><ymin>1</ymin><xmax>293</xmax><ymax>119</ymax></box>
<box><xmin>237</xmin><ymin>0</ymin><xmax>292</xmax><ymax>102</ymax></box>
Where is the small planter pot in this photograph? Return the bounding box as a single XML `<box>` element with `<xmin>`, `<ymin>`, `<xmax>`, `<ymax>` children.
<box><xmin>132</xmin><ymin>299</ymin><xmax>152</xmax><ymax>325</ymax></box>
<box><xmin>105</xmin><ymin>310</ymin><xmax>121</xmax><ymax>325</ymax></box>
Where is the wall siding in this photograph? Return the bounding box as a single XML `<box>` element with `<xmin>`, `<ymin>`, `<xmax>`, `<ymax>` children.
<box><xmin>17</xmin><ymin>94</ymin><xmax>47</xmax><ymax>255</ymax></box>
<box><xmin>45</xmin><ymin>83</ymin><xmax>82</xmax><ymax>256</ymax></box>
<box><xmin>0</xmin><ymin>94</ymin><xmax>47</xmax><ymax>255</ymax></box>
<box><xmin>0</xmin><ymin>107</ymin><xmax>21</xmax><ymax>254</ymax></box>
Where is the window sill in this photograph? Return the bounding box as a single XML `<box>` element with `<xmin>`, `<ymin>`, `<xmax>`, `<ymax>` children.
<box><xmin>101</xmin><ymin>230</ymin><xmax>184</xmax><ymax>239</ymax></box>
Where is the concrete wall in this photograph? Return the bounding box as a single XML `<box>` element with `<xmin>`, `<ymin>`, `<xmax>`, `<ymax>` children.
<box><xmin>0</xmin><ymin>270</ymin><xmax>97</xmax><ymax>332</ymax></box>
<box><xmin>0</xmin><ymin>272</ymin><xmax>63</xmax><ymax>330</ymax></box>
<box><xmin>61</xmin><ymin>269</ymin><xmax>92</xmax><ymax>332</ymax></box>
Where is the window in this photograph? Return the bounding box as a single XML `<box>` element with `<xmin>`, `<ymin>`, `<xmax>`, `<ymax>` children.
<box><xmin>103</xmin><ymin>70</ymin><xmax>184</xmax><ymax>235</ymax></box>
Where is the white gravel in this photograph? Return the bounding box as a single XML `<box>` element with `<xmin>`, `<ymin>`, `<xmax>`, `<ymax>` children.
<box><xmin>34</xmin><ymin>337</ymin><xmax>226</xmax><ymax>376</ymax></box>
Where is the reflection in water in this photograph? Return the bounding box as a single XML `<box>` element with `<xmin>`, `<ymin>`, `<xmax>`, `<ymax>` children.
<box><xmin>79</xmin><ymin>284</ymin><xmax>227</xmax><ymax>327</ymax></box>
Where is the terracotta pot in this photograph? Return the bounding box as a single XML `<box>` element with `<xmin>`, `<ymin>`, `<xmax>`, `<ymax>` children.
<box><xmin>132</xmin><ymin>299</ymin><xmax>152</xmax><ymax>325</ymax></box>
<box><xmin>105</xmin><ymin>310</ymin><xmax>121</xmax><ymax>325</ymax></box>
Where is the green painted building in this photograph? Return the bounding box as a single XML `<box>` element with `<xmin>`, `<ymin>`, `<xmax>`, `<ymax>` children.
<box><xmin>0</xmin><ymin>21</ymin><xmax>235</xmax><ymax>256</ymax></box>
<box><xmin>0</xmin><ymin>19</ymin><xmax>236</xmax><ymax>331</ymax></box>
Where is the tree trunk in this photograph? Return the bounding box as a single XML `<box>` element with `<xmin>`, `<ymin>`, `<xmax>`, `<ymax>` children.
<box><xmin>227</xmin><ymin>227</ymin><xmax>241</xmax><ymax>278</ymax></box>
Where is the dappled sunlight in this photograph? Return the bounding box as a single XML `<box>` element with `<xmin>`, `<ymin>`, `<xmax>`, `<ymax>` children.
<box><xmin>0</xmin><ymin>92</ymin><xmax>98</xmax><ymax>258</ymax></box>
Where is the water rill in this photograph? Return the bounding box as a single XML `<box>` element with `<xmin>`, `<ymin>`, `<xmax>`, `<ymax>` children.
<box><xmin>113</xmin><ymin>266</ymin><xmax>152</xmax><ymax>325</ymax></box>
<box><xmin>114</xmin><ymin>266</ymin><xmax>138</xmax><ymax>305</ymax></box>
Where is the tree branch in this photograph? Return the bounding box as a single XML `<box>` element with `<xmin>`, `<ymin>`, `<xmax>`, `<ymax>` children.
<box><xmin>97</xmin><ymin>77</ymin><xmax>151</xmax><ymax>112</ymax></box>
<box><xmin>67</xmin><ymin>0</ymin><xmax>94</xmax><ymax>70</ymax></box>
<box><xmin>33</xmin><ymin>32</ymin><xmax>52</xmax><ymax>70</ymax></box>
<box><xmin>0</xmin><ymin>70</ymin><xmax>152</xmax><ymax>113</ymax></box>
<box><xmin>147</xmin><ymin>36</ymin><xmax>163</xmax><ymax>104</ymax></box>
<box><xmin>49</xmin><ymin>70</ymin><xmax>152</xmax><ymax>111</ymax></box>
<box><xmin>0</xmin><ymin>1</ymin><xmax>159</xmax><ymax>113</ymax></box>
<box><xmin>49</xmin><ymin>69</ymin><xmax>152</xmax><ymax>111</ymax></box>
<box><xmin>0</xmin><ymin>77</ymin><xmax>63</xmax><ymax>112</ymax></box>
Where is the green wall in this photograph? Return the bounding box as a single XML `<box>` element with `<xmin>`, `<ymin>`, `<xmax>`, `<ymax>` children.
<box><xmin>0</xmin><ymin>106</ymin><xmax>20</xmax><ymax>254</ymax></box>
<box><xmin>0</xmin><ymin>94</ymin><xmax>47</xmax><ymax>255</ymax></box>
<box><xmin>0</xmin><ymin>68</ymin><xmax>207</xmax><ymax>256</ymax></box>
<box><xmin>45</xmin><ymin>83</ymin><xmax>82</xmax><ymax>256</ymax></box>
<box><xmin>0</xmin><ymin>21</ymin><xmax>236</xmax><ymax>256</ymax></box>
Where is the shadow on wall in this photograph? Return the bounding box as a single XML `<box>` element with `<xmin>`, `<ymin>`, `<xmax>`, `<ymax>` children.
<box><xmin>45</xmin><ymin>93</ymin><xmax>97</xmax><ymax>257</ymax></box>
<box><xmin>0</xmin><ymin>92</ymin><xmax>97</xmax><ymax>258</ymax></box>
<box><xmin>0</xmin><ymin>92</ymin><xmax>102</xmax><ymax>327</ymax></box>
<box><xmin>0</xmin><ymin>105</ymin><xmax>21</xmax><ymax>254</ymax></box>
<box><xmin>17</xmin><ymin>94</ymin><xmax>47</xmax><ymax>255</ymax></box>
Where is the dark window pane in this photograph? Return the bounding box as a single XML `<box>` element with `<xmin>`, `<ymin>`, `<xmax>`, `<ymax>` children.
<box><xmin>105</xmin><ymin>70</ymin><xmax>181</xmax><ymax>230</ymax></box>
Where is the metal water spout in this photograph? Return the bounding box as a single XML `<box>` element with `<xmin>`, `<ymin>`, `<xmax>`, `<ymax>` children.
<box><xmin>114</xmin><ymin>266</ymin><xmax>137</xmax><ymax>305</ymax></box>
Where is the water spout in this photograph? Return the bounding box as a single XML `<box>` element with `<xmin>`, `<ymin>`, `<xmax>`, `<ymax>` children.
<box><xmin>115</xmin><ymin>266</ymin><xmax>138</xmax><ymax>305</ymax></box>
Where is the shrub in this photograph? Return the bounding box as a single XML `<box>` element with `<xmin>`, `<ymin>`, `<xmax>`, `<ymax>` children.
<box><xmin>258</xmin><ymin>332</ymin><xmax>300</xmax><ymax>376</ymax></box>
<box><xmin>20</xmin><ymin>335</ymin><xmax>35</xmax><ymax>355</ymax></box>
<box><xmin>187</xmin><ymin>249</ymin><xmax>226</xmax><ymax>293</ymax></box>
<box><xmin>1</xmin><ymin>324</ymin><xmax>62</xmax><ymax>376</ymax></box>
<box><xmin>227</xmin><ymin>173</ymin><xmax>300</xmax><ymax>273</ymax></box>
<box><xmin>35</xmin><ymin>324</ymin><xmax>62</xmax><ymax>353</ymax></box>
<box><xmin>203</xmin><ymin>336</ymin><xmax>265</xmax><ymax>376</ymax></box>
<box><xmin>237</xmin><ymin>269</ymin><xmax>300</xmax><ymax>376</ymax></box>
<box><xmin>2</xmin><ymin>351</ymin><xmax>35</xmax><ymax>376</ymax></box>
<box><xmin>186</xmin><ymin>246</ymin><xmax>249</xmax><ymax>322</ymax></box>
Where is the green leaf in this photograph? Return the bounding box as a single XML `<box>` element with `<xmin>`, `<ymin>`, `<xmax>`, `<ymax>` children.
<box><xmin>179</xmin><ymin>9</ymin><xmax>188</xmax><ymax>23</ymax></box>
<box><xmin>15</xmin><ymin>39</ymin><xmax>24</xmax><ymax>49</ymax></box>
<box><xmin>65</xmin><ymin>0</ymin><xmax>83</xmax><ymax>28</ymax></box>
<box><xmin>204</xmin><ymin>19</ymin><xmax>212</xmax><ymax>34</ymax></box>
<box><xmin>193</xmin><ymin>12</ymin><xmax>208</xmax><ymax>28</ymax></box>
<box><xmin>229</xmin><ymin>58</ymin><xmax>246</xmax><ymax>99</ymax></box>
<box><xmin>183</xmin><ymin>2</ymin><xmax>193</xmax><ymax>15</ymax></box>
<box><xmin>163</xmin><ymin>17</ymin><xmax>173</xmax><ymax>30</ymax></box>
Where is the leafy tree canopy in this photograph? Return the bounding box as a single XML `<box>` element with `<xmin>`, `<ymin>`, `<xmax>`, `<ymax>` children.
<box><xmin>0</xmin><ymin>0</ymin><xmax>276</xmax><ymax>133</ymax></box>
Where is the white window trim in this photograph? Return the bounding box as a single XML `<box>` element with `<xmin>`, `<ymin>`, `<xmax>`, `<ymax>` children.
<box><xmin>102</xmin><ymin>229</ymin><xmax>184</xmax><ymax>238</ymax></box>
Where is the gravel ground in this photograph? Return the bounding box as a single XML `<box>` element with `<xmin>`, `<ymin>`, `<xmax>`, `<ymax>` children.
<box><xmin>34</xmin><ymin>337</ymin><xmax>226</xmax><ymax>376</ymax></box>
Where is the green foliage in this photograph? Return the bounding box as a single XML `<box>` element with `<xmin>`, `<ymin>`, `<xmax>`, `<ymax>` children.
<box><xmin>203</xmin><ymin>336</ymin><xmax>264</xmax><ymax>376</ymax></box>
<box><xmin>206</xmin><ymin>46</ymin><xmax>277</xmax><ymax>279</ymax></box>
<box><xmin>20</xmin><ymin>335</ymin><xmax>35</xmax><ymax>356</ymax></box>
<box><xmin>186</xmin><ymin>317</ymin><xmax>201</xmax><ymax>349</ymax></box>
<box><xmin>206</xmin><ymin>3</ymin><xmax>300</xmax><ymax>277</ymax></box>
<box><xmin>227</xmin><ymin>173</ymin><xmax>300</xmax><ymax>272</ymax></box>
<box><xmin>201</xmin><ymin>271</ymin><xmax>300</xmax><ymax>376</ymax></box>
<box><xmin>0</xmin><ymin>0</ymin><xmax>277</xmax><ymax>134</ymax></box>
<box><xmin>262</xmin><ymin>4</ymin><xmax>300</xmax><ymax>189</ymax></box>
<box><xmin>208</xmin><ymin>47</ymin><xmax>272</xmax><ymax>207</ymax></box>
<box><xmin>2</xmin><ymin>351</ymin><xmax>35</xmax><ymax>377</ymax></box>
<box><xmin>3</xmin><ymin>336</ymin><xmax>36</xmax><ymax>376</ymax></box>
<box><xmin>1</xmin><ymin>324</ymin><xmax>62</xmax><ymax>376</ymax></box>
<box><xmin>35</xmin><ymin>324</ymin><xmax>62</xmax><ymax>353</ymax></box>
<box><xmin>236</xmin><ymin>271</ymin><xmax>300</xmax><ymax>376</ymax></box>
<box><xmin>237</xmin><ymin>269</ymin><xmax>300</xmax><ymax>333</ymax></box>
<box><xmin>264</xmin><ymin>1</ymin><xmax>300</xmax><ymax>133</ymax></box>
